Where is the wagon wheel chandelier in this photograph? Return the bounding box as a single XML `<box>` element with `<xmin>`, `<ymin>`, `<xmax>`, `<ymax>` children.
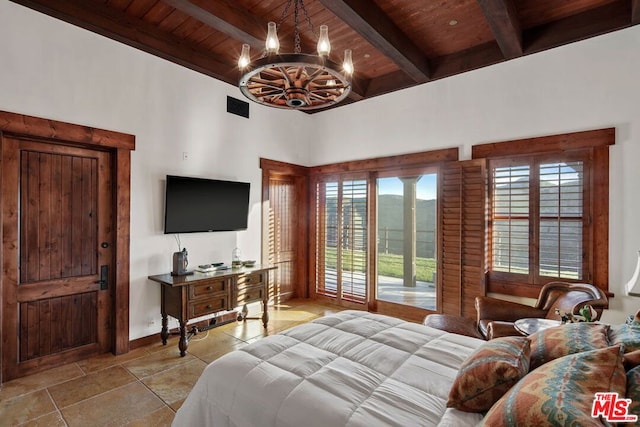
<box><xmin>237</xmin><ymin>0</ymin><xmax>354</xmax><ymax>111</ymax></box>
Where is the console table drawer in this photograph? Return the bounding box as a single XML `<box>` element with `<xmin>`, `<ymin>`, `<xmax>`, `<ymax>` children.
<box><xmin>189</xmin><ymin>279</ymin><xmax>228</xmax><ymax>300</ymax></box>
<box><xmin>189</xmin><ymin>296</ymin><xmax>227</xmax><ymax>318</ymax></box>
<box><xmin>238</xmin><ymin>272</ymin><xmax>265</xmax><ymax>286</ymax></box>
<box><xmin>234</xmin><ymin>285</ymin><xmax>264</xmax><ymax>306</ymax></box>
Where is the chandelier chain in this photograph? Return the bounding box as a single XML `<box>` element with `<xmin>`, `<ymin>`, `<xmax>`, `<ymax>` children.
<box><xmin>293</xmin><ymin>1</ymin><xmax>301</xmax><ymax>53</ymax></box>
<box><xmin>299</xmin><ymin>0</ymin><xmax>316</xmax><ymax>39</ymax></box>
<box><xmin>277</xmin><ymin>0</ymin><xmax>292</xmax><ymax>25</ymax></box>
<box><xmin>275</xmin><ymin>0</ymin><xmax>317</xmax><ymax>54</ymax></box>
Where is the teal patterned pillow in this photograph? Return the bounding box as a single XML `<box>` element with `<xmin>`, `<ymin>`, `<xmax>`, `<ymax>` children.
<box><xmin>628</xmin><ymin>366</ymin><xmax>640</xmax><ymax>423</ymax></box>
<box><xmin>529</xmin><ymin>322</ymin><xmax>610</xmax><ymax>369</ymax></box>
<box><xmin>483</xmin><ymin>345</ymin><xmax>626</xmax><ymax>427</ymax></box>
<box><xmin>608</xmin><ymin>323</ymin><xmax>640</xmax><ymax>353</ymax></box>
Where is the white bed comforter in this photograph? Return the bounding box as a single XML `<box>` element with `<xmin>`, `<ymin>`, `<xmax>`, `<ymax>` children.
<box><xmin>173</xmin><ymin>310</ymin><xmax>485</xmax><ymax>427</ymax></box>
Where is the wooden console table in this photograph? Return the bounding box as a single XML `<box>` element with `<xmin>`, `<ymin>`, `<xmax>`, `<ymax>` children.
<box><xmin>148</xmin><ymin>265</ymin><xmax>276</xmax><ymax>356</ymax></box>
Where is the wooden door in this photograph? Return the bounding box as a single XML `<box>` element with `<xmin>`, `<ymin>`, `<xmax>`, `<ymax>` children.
<box><xmin>1</xmin><ymin>136</ymin><xmax>113</xmax><ymax>381</ymax></box>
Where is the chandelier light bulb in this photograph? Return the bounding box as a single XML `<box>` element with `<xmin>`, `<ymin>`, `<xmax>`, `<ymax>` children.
<box><xmin>317</xmin><ymin>25</ymin><xmax>331</xmax><ymax>56</ymax></box>
<box><xmin>265</xmin><ymin>21</ymin><xmax>280</xmax><ymax>54</ymax></box>
<box><xmin>238</xmin><ymin>44</ymin><xmax>251</xmax><ymax>69</ymax></box>
<box><xmin>342</xmin><ymin>49</ymin><xmax>354</xmax><ymax>75</ymax></box>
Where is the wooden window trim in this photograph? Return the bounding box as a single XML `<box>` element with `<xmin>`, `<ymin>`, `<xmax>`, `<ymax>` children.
<box><xmin>309</xmin><ymin>147</ymin><xmax>458</xmax><ymax>175</ymax></box>
<box><xmin>473</xmin><ymin>128</ymin><xmax>612</xmax><ymax>298</ymax></box>
<box><xmin>471</xmin><ymin>128</ymin><xmax>614</xmax><ymax>159</ymax></box>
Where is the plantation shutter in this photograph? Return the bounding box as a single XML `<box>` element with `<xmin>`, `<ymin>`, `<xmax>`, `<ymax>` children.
<box><xmin>491</xmin><ymin>163</ymin><xmax>530</xmax><ymax>275</ymax></box>
<box><xmin>314</xmin><ymin>176</ymin><xmax>368</xmax><ymax>304</ymax></box>
<box><xmin>440</xmin><ymin>159</ymin><xmax>487</xmax><ymax>318</ymax></box>
<box><xmin>315</xmin><ymin>181</ymin><xmax>338</xmax><ymax>298</ymax></box>
<box><xmin>340</xmin><ymin>179</ymin><xmax>367</xmax><ymax>302</ymax></box>
<box><xmin>538</xmin><ymin>161</ymin><xmax>584</xmax><ymax>279</ymax></box>
<box><xmin>266</xmin><ymin>175</ymin><xmax>297</xmax><ymax>301</ymax></box>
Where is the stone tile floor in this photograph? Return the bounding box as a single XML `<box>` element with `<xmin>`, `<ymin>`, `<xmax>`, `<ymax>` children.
<box><xmin>0</xmin><ymin>300</ymin><xmax>343</xmax><ymax>426</ymax></box>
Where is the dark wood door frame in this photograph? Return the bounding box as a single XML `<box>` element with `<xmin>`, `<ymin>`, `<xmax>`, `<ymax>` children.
<box><xmin>260</xmin><ymin>158</ymin><xmax>309</xmax><ymax>300</ymax></box>
<box><xmin>0</xmin><ymin>111</ymin><xmax>135</xmax><ymax>383</ymax></box>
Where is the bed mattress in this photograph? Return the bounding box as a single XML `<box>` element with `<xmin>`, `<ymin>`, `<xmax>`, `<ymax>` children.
<box><xmin>173</xmin><ymin>310</ymin><xmax>485</xmax><ymax>427</ymax></box>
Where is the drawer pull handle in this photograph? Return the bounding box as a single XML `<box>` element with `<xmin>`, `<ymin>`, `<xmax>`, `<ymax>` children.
<box><xmin>206</xmin><ymin>286</ymin><xmax>212</xmax><ymax>290</ymax></box>
<box><xmin>206</xmin><ymin>304</ymin><xmax>212</xmax><ymax>309</ymax></box>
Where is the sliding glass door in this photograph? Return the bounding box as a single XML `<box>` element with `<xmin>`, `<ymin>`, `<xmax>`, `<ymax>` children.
<box><xmin>376</xmin><ymin>171</ymin><xmax>438</xmax><ymax>310</ymax></box>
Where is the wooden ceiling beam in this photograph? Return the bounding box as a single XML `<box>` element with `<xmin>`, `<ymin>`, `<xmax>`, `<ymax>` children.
<box><xmin>365</xmin><ymin>70</ymin><xmax>418</xmax><ymax>99</ymax></box>
<box><xmin>319</xmin><ymin>0</ymin><xmax>430</xmax><ymax>83</ymax></box>
<box><xmin>10</xmin><ymin>0</ymin><xmax>238</xmax><ymax>85</ymax></box>
<box><xmin>431</xmin><ymin>42</ymin><xmax>506</xmax><ymax>81</ymax></box>
<box><xmin>524</xmin><ymin>0</ymin><xmax>631</xmax><ymax>53</ymax></box>
<box><xmin>477</xmin><ymin>0</ymin><xmax>523</xmax><ymax>59</ymax></box>
<box><xmin>163</xmin><ymin>0</ymin><xmax>265</xmax><ymax>48</ymax></box>
<box><xmin>632</xmin><ymin>0</ymin><xmax>640</xmax><ymax>24</ymax></box>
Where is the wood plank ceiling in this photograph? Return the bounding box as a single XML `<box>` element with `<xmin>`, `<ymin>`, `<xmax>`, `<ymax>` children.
<box><xmin>10</xmin><ymin>0</ymin><xmax>640</xmax><ymax>111</ymax></box>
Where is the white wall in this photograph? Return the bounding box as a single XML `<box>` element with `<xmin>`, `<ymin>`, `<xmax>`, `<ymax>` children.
<box><xmin>312</xmin><ymin>25</ymin><xmax>640</xmax><ymax>323</ymax></box>
<box><xmin>0</xmin><ymin>2</ymin><xmax>312</xmax><ymax>339</ymax></box>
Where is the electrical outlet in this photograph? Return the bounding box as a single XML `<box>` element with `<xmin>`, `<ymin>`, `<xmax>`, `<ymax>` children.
<box><xmin>148</xmin><ymin>319</ymin><xmax>156</xmax><ymax>327</ymax></box>
<box><xmin>182</xmin><ymin>151</ymin><xmax>189</xmax><ymax>161</ymax></box>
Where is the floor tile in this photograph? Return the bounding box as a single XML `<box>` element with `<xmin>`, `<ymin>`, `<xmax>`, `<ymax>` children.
<box><xmin>60</xmin><ymin>382</ymin><xmax>166</xmax><ymax>427</ymax></box>
<box><xmin>49</xmin><ymin>365</ymin><xmax>137</xmax><ymax>408</ymax></box>
<box><xmin>223</xmin><ymin>318</ymin><xmax>302</xmax><ymax>342</ymax></box>
<box><xmin>145</xmin><ymin>336</ymin><xmax>181</xmax><ymax>354</ymax></box>
<box><xmin>193</xmin><ymin>342</ymin><xmax>247</xmax><ymax>364</ymax></box>
<box><xmin>0</xmin><ymin>389</ymin><xmax>56</xmax><ymax>425</ymax></box>
<box><xmin>0</xmin><ymin>363</ymin><xmax>85</xmax><ymax>401</ymax></box>
<box><xmin>141</xmin><ymin>358</ymin><xmax>207</xmax><ymax>407</ymax></box>
<box><xmin>18</xmin><ymin>410</ymin><xmax>66</xmax><ymax>427</ymax></box>
<box><xmin>122</xmin><ymin>347</ymin><xmax>196</xmax><ymax>379</ymax></box>
<box><xmin>124</xmin><ymin>406</ymin><xmax>174</xmax><ymax>427</ymax></box>
<box><xmin>185</xmin><ymin>329</ymin><xmax>246</xmax><ymax>360</ymax></box>
<box><xmin>76</xmin><ymin>347</ymin><xmax>150</xmax><ymax>374</ymax></box>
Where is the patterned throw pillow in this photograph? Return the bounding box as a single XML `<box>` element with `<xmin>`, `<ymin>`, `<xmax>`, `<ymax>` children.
<box><xmin>628</xmin><ymin>366</ymin><xmax>640</xmax><ymax>424</ymax></box>
<box><xmin>482</xmin><ymin>345</ymin><xmax>626</xmax><ymax>427</ymax></box>
<box><xmin>529</xmin><ymin>322</ymin><xmax>609</xmax><ymax>369</ymax></box>
<box><xmin>609</xmin><ymin>323</ymin><xmax>640</xmax><ymax>353</ymax></box>
<box><xmin>447</xmin><ymin>336</ymin><xmax>530</xmax><ymax>413</ymax></box>
<box><xmin>624</xmin><ymin>349</ymin><xmax>640</xmax><ymax>370</ymax></box>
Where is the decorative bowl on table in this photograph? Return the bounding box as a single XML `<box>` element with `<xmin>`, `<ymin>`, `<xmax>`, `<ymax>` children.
<box><xmin>242</xmin><ymin>260</ymin><xmax>256</xmax><ymax>267</ymax></box>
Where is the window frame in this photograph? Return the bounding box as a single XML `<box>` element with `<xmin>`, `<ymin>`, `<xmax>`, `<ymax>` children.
<box><xmin>472</xmin><ymin>128</ymin><xmax>613</xmax><ymax>298</ymax></box>
<box><xmin>488</xmin><ymin>151</ymin><xmax>591</xmax><ymax>286</ymax></box>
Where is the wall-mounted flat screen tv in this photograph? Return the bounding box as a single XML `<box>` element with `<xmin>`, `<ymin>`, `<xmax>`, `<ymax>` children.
<box><xmin>164</xmin><ymin>175</ymin><xmax>250</xmax><ymax>233</ymax></box>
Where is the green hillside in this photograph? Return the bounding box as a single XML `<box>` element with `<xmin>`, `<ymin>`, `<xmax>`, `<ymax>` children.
<box><xmin>377</xmin><ymin>194</ymin><xmax>436</xmax><ymax>258</ymax></box>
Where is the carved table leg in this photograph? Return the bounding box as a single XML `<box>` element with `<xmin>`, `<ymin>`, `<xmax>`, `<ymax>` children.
<box><xmin>178</xmin><ymin>320</ymin><xmax>188</xmax><ymax>357</ymax></box>
<box><xmin>241</xmin><ymin>304</ymin><xmax>249</xmax><ymax>322</ymax></box>
<box><xmin>262</xmin><ymin>299</ymin><xmax>269</xmax><ymax>328</ymax></box>
<box><xmin>161</xmin><ymin>312</ymin><xmax>169</xmax><ymax>345</ymax></box>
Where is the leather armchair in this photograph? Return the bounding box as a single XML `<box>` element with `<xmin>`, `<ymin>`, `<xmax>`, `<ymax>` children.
<box><xmin>475</xmin><ymin>282</ymin><xmax>608</xmax><ymax>340</ymax></box>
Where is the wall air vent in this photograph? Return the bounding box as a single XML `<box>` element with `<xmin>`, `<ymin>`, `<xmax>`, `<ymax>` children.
<box><xmin>227</xmin><ymin>96</ymin><xmax>249</xmax><ymax>119</ymax></box>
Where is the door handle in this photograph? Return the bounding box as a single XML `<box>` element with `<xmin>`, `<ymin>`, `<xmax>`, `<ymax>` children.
<box><xmin>96</xmin><ymin>265</ymin><xmax>108</xmax><ymax>290</ymax></box>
